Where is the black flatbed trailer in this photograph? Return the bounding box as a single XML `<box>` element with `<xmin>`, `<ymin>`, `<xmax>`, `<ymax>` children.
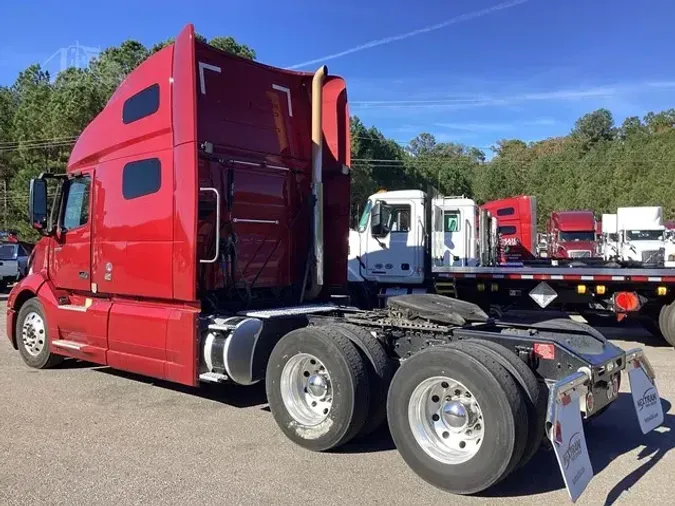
<box><xmin>431</xmin><ymin>265</ymin><xmax>675</xmax><ymax>346</ymax></box>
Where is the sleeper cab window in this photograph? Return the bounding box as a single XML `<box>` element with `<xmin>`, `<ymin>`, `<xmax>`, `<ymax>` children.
<box><xmin>499</xmin><ymin>225</ymin><xmax>517</xmax><ymax>235</ymax></box>
<box><xmin>123</xmin><ymin>158</ymin><xmax>161</xmax><ymax>200</ymax></box>
<box><xmin>122</xmin><ymin>83</ymin><xmax>160</xmax><ymax>124</ymax></box>
<box><xmin>496</xmin><ymin>207</ymin><xmax>515</xmax><ymax>217</ymax></box>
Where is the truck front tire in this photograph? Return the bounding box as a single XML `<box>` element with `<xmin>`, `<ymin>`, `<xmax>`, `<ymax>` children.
<box><xmin>265</xmin><ymin>326</ymin><xmax>370</xmax><ymax>452</ymax></box>
<box><xmin>386</xmin><ymin>344</ymin><xmax>528</xmax><ymax>495</ymax></box>
<box><xmin>15</xmin><ymin>298</ymin><xmax>64</xmax><ymax>369</ymax></box>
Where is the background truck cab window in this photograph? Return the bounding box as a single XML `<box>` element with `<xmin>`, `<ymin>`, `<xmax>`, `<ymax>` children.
<box><xmin>63</xmin><ymin>177</ymin><xmax>91</xmax><ymax>230</ymax></box>
<box><xmin>390</xmin><ymin>205</ymin><xmax>410</xmax><ymax>233</ymax></box>
<box><xmin>358</xmin><ymin>200</ymin><xmax>372</xmax><ymax>232</ymax></box>
<box><xmin>444</xmin><ymin>211</ymin><xmax>461</xmax><ymax>232</ymax></box>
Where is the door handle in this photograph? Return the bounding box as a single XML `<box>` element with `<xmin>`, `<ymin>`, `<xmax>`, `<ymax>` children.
<box><xmin>55</xmin><ymin>247</ymin><xmax>63</xmax><ymax>252</ymax></box>
<box><xmin>79</xmin><ymin>271</ymin><xmax>89</xmax><ymax>279</ymax></box>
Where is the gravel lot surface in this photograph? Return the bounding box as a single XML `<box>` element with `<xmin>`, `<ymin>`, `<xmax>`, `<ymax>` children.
<box><xmin>1</xmin><ymin>296</ymin><xmax>674</xmax><ymax>505</ymax></box>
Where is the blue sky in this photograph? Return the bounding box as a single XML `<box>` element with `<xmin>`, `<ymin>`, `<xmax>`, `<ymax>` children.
<box><xmin>2</xmin><ymin>0</ymin><xmax>674</xmax><ymax>153</ymax></box>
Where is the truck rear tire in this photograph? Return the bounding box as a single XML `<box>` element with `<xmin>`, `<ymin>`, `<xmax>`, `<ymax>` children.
<box><xmin>332</xmin><ymin>323</ymin><xmax>395</xmax><ymax>438</ymax></box>
<box><xmin>386</xmin><ymin>344</ymin><xmax>528</xmax><ymax>495</ymax></box>
<box><xmin>15</xmin><ymin>298</ymin><xmax>64</xmax><ymax>369</ymax></box>
<box><xmin>453</xmin><ymin>339</ymin><xmax>547</xmax><ymax>470</ymax></box>
<box><xmin>265</xmin><ymin>326</ymin><xmax>370</xmax><ymax>452</ymax></box>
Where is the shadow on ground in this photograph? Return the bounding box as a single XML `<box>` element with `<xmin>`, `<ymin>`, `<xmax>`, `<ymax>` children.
<box><xmin>92</xmin><ymin>366</ymin><xmax>269</xmax><ymax>408</ymax></box>
<box><xmin>333</xmin><ymin>423</ymin><xmax>397</xmax><ymax>453</ymax></box>
<box><xmin>481</xmin><ymin>395</ymin><xmax>674</xmax><ymax>504</ymax></box>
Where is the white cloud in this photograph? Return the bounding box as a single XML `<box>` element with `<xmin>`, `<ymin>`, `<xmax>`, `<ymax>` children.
<box><xmin>434</xmin><ymin>118</ymin><xmax>558</xmax><ymax>132</ymax></box>
<box><xmin>288</xmin><ymin>0</ymin><xmax>529</xmax><ymax>69</ymax></box>
<box><xmin>646</xmin><ymin>81</ymin><xmax>675</xmax><ymax>89</ymax></box>
<box><xmin>349</xmin><ymin>81</ymin><xmax>671</xmax><ymax>111</ymax></box>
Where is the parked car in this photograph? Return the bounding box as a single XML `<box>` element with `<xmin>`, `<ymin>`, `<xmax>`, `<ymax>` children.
<box><xmin>0</xmin><ymin>241</ymin><xmax>31</xmax><ymax>292</ymax></box>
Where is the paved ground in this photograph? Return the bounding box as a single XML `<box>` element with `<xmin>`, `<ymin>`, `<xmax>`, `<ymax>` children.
<box><xmin>1</xmin><ymin>296</ymin><xmax>675</xmax><ymax>505</ymax></box>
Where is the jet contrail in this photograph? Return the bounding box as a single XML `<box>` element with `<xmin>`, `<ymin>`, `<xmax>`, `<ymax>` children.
<box><xmin>288</xmin><ymin>0</ymin><xmax>530</xmax><ymax>69</ymax></box>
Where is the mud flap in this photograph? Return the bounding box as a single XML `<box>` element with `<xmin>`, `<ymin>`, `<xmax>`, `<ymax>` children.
<box><xmin>547</xmin><ymin>371</ymin><xmax>594</xmax><ymax>503</ymax></box>
<box><xmin>626</xmin><ymin>348</ymin><xmax>664</xmax><ymax>434</ymax></box>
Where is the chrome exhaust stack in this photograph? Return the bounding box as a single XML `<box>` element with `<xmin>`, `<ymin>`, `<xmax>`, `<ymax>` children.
<box><xmin>304</xmin><ymin>65</ymin><xmax>327</xmax><ymax>301</ymax></box>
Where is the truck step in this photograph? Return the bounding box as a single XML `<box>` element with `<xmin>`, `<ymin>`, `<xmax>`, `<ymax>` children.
<box><xmin>208</xmin><ymin>323</ymin><xmax>236</xmax><ymax>332</ymax></box>
<box><xmin>51</xmin><ymin>340</ymin><xmax>90</xmax><ymax>352</ymax></box>
<box><xmin>199</xmin><ymin>372</ymin><xmax>229</xmax><ymax>383</ymax></box>
<box><xmin>434</xmin><ymin>280</ymin><xmax>457</xmax><ymax>297</ymax></box>
<box><xmin>57</xmin><ymin>304</ymin><xmax>89</xmax><ymax>312</ymax></box>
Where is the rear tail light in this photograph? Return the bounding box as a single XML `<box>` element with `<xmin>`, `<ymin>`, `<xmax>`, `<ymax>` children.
<box><xmin>613</xmin><ymin>291</ymin><xmax>640</xmax><ymax>312</ymax></box>
<box><xmin>533</xmin><ymin>342</ymin><xmax>555</xmax><ymax>360</ymax></box>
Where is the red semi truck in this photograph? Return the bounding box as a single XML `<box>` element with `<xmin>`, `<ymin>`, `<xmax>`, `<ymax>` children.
<box><xmin>5</xmin><ymin>24</ymin><xmax>664</xmax><ymax>502</ymax></box>
<box><xmin>481</xmin><ymin>195</ymin><xmax>537</xmax><ymax>262</ymax></box>
<box><xmin>546</xmin><ymin>210</ymin><xmax>599</xmax><ymax>259</ymax></box>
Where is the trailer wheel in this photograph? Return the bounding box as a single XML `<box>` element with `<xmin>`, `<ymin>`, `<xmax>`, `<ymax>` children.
<box><xmin>332</xmin><ymin>323</ymin><xmax>395</xmax><ymax>438</ymax></box>
<box><xmin>658</xmin><ymin>303</ymin><xmax>675</xmax><ymax>347</ymax></box>
<box><xmin>658</xmin><ymin>303</ymin><xmax>668</xmax><ymax>336</ymax></box>
<box><xmin>15</xmin><ymin>298</ymin><xmax>64</xmax><ymax>369</ymax></box>
<box><xmin>453</xmin><ymin>339</ymin><xmax>547</xmax><ymax>470</ymax></box>
<box><xmin>387</xmin><ymin>344</ymin><xmax>528</xmax><ymax>495</ymax></box>
<box><xmin>265</xmin><ymin>326</ymin><xmax>370</xmax><ymax>452</ymax></box>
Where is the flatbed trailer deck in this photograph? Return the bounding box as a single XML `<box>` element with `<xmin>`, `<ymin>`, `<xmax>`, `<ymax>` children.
<box><xmin>432</xmin><ymin>265</ymin><xmax>675</xmax><ymax>346</ymax></box>
<box><xmin>434</xmin><ymin>265</ymin><xmax>675</xmax><ymax>282</ymax></box>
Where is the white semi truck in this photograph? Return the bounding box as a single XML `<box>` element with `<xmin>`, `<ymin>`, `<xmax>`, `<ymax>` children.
<box><xmin>616</xmin><ymin>206</ymin><xmax>666</xmax><ymax>266</ymax></box>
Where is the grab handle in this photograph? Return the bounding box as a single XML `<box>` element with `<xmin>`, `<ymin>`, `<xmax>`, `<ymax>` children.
<box><xmin>199</xmin><ymin>187</ymin><xmax>221</xmax><ymax>264</ymax></box>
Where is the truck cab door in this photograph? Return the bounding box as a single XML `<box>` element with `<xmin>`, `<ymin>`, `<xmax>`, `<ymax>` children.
<box><xmin>364</xmin><ymin>199</ymin><xmax>422</xmax><ymax>283</ymax></box>
<box><xmin>50</xmin><ymin>173</ymin><xmax>92</xmax><ymax>292</ymax></box>
<box><xmin>440</xmin><ymin>208</ymin><xmax>471</xmax><ymax>266</ymax></box>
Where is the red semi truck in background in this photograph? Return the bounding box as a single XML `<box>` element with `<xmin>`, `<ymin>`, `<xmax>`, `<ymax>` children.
<box><xmin>4</xmin><ymin>24</ymin><xmax>663</xmax><ymax>502</ymax></box>
<box><xmin>479</xmin><ymin>198</ymin><xmax>600</xmax><ymax>261</ymax></box>
<box><xmin>546</xmin><ymin>210</ymin><xmax>599</xmax><ymax>259</ymax></box>
<box><xmin>480</xmin><ymin>195</ymin><xmax>537</xmax><ymax>262</ymax></box>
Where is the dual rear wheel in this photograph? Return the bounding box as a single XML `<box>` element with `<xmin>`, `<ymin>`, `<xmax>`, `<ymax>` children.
<box><xmin>266</xmin><ymin>326</ymin><xmax>546</xmax><ymax>495</ymax></box>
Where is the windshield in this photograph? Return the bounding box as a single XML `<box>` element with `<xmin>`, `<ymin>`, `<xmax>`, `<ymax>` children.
<box><xmin>0</xmin><ymin>244</ymin><xmax>18</xmax><ymax>260</ymax></box>
<box><xmin>559</xmin><ymin>231</ymin><xmax>595</xmax><ymax>242</ymax></box>
<box><xmin>627</xmin><ymin>230</ymin><xmax>664</xmax><ymax>241</ymax></box>
<box><xmin>358</xmin><ymin>200</ymin><xmax>372</xmax><ymax>232</ymax></box>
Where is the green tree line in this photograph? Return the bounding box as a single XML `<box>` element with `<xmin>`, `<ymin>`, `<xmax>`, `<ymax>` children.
<box><xmin>2</xmin><ymin>33</ymin><xmax>674</xmax><ymax>239</ymax></box>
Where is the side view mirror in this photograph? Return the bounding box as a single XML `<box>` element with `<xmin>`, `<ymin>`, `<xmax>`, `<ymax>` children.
<box><xmin>370</xmin><ymin>201</ymin><xmax>392</xmax><ymax>238</ymax></box>
<box><xmin>29</xmin><ymin>178</ymin><xmax>48</xmax><ymax>232</ymax></box>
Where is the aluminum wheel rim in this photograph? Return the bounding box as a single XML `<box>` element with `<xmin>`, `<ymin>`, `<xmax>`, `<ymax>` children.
<box><xmin>280</xmin><ymin>353</ymin><xmax>332</xmax><ymax>426</ymax></box>
<box><xmin>408</xmin><ymin>376</ymin><xmax>484</xmax><ymax>465</ymax></box>
<box><xmin>21</xmin><ymin>311</ymin><xmax>46</xmax><ymax>357</ymax></box>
